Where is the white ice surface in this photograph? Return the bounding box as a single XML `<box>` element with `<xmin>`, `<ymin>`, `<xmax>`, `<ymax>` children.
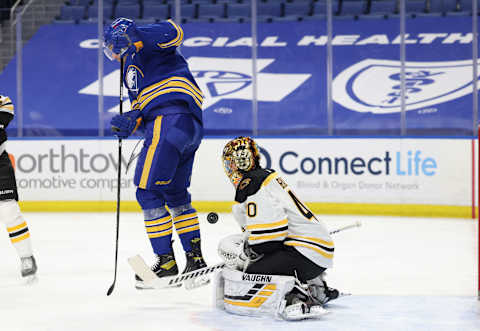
<box><xmin>1</xmin><ymin>213</ymin><xmax>479</xmax><ymax>331</ymax></box>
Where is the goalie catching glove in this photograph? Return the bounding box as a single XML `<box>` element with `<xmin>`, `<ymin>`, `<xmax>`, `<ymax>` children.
<box><xmin>111</xmin><ymin>109</ymin><xmax>142</xmax><ymax>138</ymax></box>
<box><xmin>218</xmin><ymin>233</ymin><xmax>264</xmax><ymax>271</ymax></box>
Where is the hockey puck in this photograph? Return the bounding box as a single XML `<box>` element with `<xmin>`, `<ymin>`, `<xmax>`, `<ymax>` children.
<box><xmin>207</xmin><ymin>212</ymin><xmax>219</xmax><ymax>224</ymax></box>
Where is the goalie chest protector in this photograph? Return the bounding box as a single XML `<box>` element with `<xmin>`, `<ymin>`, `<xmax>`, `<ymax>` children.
<box><xmin>235</xmin><ymin>168</ymin><xmax>274</xmax><ymax>203</ymax></box>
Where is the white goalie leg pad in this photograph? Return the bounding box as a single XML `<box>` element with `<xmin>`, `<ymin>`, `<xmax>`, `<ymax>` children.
<box><xmin>220</xmin><ymin>268</ymin><xmax>295</xmax><ymax>318</ymax></box>
<box><xmin>213</xmin><ymin>270</ymin><xmax>226</xmax><ymax>310</ymax></box>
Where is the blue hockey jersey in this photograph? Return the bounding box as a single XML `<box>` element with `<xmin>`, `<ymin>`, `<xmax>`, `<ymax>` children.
<box><xmin>123</xmin><ymin>20</ymin><xmax>203</xmax><ymax>123</ymax></box>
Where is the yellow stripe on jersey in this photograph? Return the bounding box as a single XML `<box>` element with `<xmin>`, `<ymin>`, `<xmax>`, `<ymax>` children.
<box><xmin>249</xmin><ymin>231</ymin><xmax>287</xmax><ymax>242</ymax></box>
<box><xmin>138</xmin><ymin>77</ymin><xmax>203</xmax><ymax>104</ymax></box>
<box><xmin>140</xmin><ymin>79</ymin><xmax>203</xmax><ymax>101</ymax></box>
<box><xmin>287</xmin><ymin>234</ymin><xmax>334</xmax><ymax>248</ymax></box>
<box><xmin>139</xmin><ymin>116</ymin><xmax>163</xmax><ymax>189</ymax></box>
<box><xmin>284</xmin><ymin>241</ymin><xmax>334</xmax><ymax>259</ymax></box>
<box><xmin>264</xmin><ymin>284</ymin><xmax>276</xmax><ymax>290</ymax></box>
<box><xmin>7</xmin><ymin>221</ymin><xmax>27</xmax><ymax>232</ymax></box>
<box><xmin>261</xmin><ymin>172</ymin><xmax>277</xmax><ymax>188</ymax></box>
<box><xmin>131</xmin><ymin>99</ymin><xmax>140</xmax><ymax>110</ymax></box>
<box><xmin>157</xmin><ymin>20</ymin><xmax>184</xmax><ymax>48</ymax></box>
<box><xmin>139</xmin><ymin>76</ymin><xmax>203</xmax><ymax>99</ymax></box>
<box><xmin>144</xmin><ymin>215</ymin><xmax>171</xmax><ymax>226</ymax></box>
<box><xmin>137</xmin><ymin>79</ymin><xmax>203</xmax><ymax>110</ymax></box>
<box><xmin>246</xmin><ymin>219</ymin><xmax>287</xmax><ymax>230</ymax></box>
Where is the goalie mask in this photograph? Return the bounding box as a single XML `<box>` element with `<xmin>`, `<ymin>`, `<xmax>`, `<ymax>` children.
<box><xmin>222</xmin><ymin>137</ymin><xmax>260</xmax><ymax>187</ymax></box>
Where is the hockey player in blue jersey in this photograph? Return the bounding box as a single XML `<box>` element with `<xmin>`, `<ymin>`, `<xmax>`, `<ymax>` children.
<box><xmin>103</xmin><ymin>18</ymin><xmax>207</xmax><ymax>288</ymax></box>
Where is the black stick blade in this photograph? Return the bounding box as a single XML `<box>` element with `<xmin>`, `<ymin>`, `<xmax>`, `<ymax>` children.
<box><xmin>106</xmin><ymin>283</ymin><xmax>115</xmax><ymax>296</ymax></box>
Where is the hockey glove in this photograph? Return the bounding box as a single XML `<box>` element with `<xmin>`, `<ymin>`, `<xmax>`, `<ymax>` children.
<box><xmin>236</xmin><ymin>239</ymin><xmax>263</xmax><ymax>271</ymax></box>
<box><xmin>111</xmin><ymin>110</ymin><xmax>142</xmax><ymax>139</ymax></box>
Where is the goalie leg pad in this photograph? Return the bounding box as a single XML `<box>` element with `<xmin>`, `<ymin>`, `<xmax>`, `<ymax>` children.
<box><xmin>220</xmin><ymin>268</ymin><xmax>295</xmax><ymax>318</ymax></box>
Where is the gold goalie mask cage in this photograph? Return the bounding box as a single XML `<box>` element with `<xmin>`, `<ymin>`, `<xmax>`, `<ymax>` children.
<box><xmin>222</xmin><ymin>137</ymin><xmax>260</xmax><ymax>187</ymax></box>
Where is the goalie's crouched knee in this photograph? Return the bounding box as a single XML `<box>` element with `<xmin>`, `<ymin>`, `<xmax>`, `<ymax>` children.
<box><xmin>214</xmin><ymin>268</ymin><xmax>296</xmax><ymax>318</ymax></box>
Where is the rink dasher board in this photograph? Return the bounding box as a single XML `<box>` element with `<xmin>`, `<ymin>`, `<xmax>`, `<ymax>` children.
<box><xmin>6</xmin><ymin>138</ymin><xmax>476</xmax><ymax>217</ymax></box>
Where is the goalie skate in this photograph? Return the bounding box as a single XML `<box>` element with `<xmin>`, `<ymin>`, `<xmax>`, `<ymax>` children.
<box><xmin>277</xmin><ymin>283</ymin><xmax>329</xmax><ymax>321</ymax></box>
<box><xmin>278</xmin><ymin>295</ymin><xmax>328</xmax><ymax>321</ymax></box>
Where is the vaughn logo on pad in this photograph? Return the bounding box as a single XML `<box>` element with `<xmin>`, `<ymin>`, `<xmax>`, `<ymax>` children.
<box><xmin>333</xmin><ymin>59</ymin><xmax>480</xmax><ymax>114</ymax></box>
<box><xmin>242</xmin><ymin>274</ymin><xmax>273</xmax><ymax>282</ymax></box>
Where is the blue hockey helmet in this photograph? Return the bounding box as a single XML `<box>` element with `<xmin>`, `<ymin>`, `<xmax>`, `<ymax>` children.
<box><xmin>103</xmin><ymin>18</ymin><xmax>134</xmax><ymax>61</ymax></box>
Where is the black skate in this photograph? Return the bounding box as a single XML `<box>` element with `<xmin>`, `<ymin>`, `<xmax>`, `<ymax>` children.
<box><xmin>182</xmin><ymin>238</ymin><xmax>209</xmax><ymax>289</ymax></box>
<box><xmin>308</xmin><ymin>280</ymin><xmax>340</xmax><ymax>305</ymax></box>
<box><xmin>21</xmin><ymin>255</ymin><xmax>37</xmax><ymax>283</ymax></box>
<box><xmin>135</xmin><ymin>252</ymin><xmax>178</xmax><ymax>289</ymax></box>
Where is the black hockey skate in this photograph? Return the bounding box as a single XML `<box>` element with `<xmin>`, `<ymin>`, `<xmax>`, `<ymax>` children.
<box><xmin>182</xmin><ymin>238</ymin><xmax>209</xmax><ymax>289</ymax></box>
<box><xmin>308</xmin><ymin>280</ymin><xmax>340</xmax><ymax>305</ymax></box>
<box><xmin>135</xmin><ymin>252</ymin><xmax>178</xmax><ymax>289</ymax></box>
<box><xmin>20</xmin><ymin>255</ymin><xmax>37</xmax><ymax>283</ymax></box>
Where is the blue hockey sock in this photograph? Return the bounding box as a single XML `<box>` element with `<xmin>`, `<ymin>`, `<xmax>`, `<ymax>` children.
<box><xmin>144</xmin><ymin>208</ymin><xmax>173</xmax><ymax>255</ymax></box>
<box><xmin>172</xmin><ymin>208</ymin><xmax>200</xmax><ymax>252</ymax></box>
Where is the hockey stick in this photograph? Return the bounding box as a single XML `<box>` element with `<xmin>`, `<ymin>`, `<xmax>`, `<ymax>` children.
<box><xmin>128</xmin><ymin>255</ymin><xmax>225</xmax><ymax>289</ymax></box>
<box><xmin>128</xmin><ymin>221</ymin><xmax>362</xmax><ymax>290</ymax></box>
<box><xmin>107</xmin><ymin>57</ymin><xmax>125</xmax><ymax>296</ymax></box>
<box><xmin>329</xmin><ymin>221</ymin><xmax>362</xmax><ymax>235</ymax></box>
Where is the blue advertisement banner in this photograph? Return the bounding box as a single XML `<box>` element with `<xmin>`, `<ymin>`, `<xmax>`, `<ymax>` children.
<box><xmin>0</xmin><ymin>16</ymin><xmax>477</xmax><ymax>136</ymax></box>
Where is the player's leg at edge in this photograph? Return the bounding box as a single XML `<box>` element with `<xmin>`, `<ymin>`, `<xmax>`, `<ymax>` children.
<box><xmin>133</xmin><ymin>191</ymin><xmax>180</xmax><ymax>289</ymax></box>
<box><xmin>1</xmin><ymin>199</ymin><xmax>38</xmax><ymax>283</ymax></box>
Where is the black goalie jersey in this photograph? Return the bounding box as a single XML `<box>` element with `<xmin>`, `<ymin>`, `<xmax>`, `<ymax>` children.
<box><xmin>232</xmin><ymin>169</ymin><xmax>334</xmax><ymax>269</ymax></box>
<box><xmin>0</xmin><ymin>95</ymin><xmax>18</xmax><ymax>201</ymax></box>
<box><xmin>0</xmin><ymin>95</ymin><xmax>13</xmax><ymax>146</ymax></box>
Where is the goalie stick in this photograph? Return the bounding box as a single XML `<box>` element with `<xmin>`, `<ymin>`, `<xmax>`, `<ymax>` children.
<box><xmin>127</xmin><ymin>221</ymin><xmax>361</xmax><ymax>290</ymax></box>
<box><xmin>329</xmin><ymin>221</ymin><xmax>362</xmax><ymax>235</ymax></box>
